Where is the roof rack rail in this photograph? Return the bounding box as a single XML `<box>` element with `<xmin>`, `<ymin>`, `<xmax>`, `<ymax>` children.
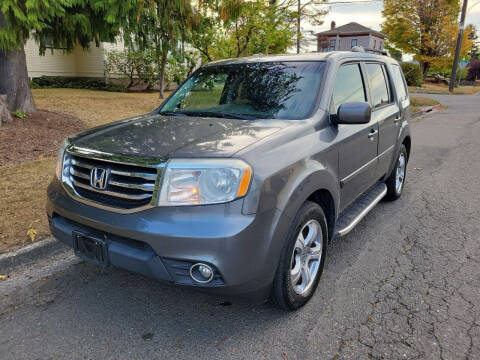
<box><xmin>351</xmin><ymin>46</ymin><xmax>389</xmax><ymax>57</ymax></box>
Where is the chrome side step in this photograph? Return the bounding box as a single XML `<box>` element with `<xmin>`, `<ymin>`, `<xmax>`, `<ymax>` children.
<box><xmin>334</xmin><ymin>183</ymin><xmax>387</xmax><ymax>238</ymax></box>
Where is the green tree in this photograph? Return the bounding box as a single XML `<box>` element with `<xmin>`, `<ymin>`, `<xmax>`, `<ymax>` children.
<box><xmin>0</xmin><ymin>0</ymin><xmax>131</xmax><ymax>113</ymax></box>
<box><xmin>381</xmin><ymin>0</ymin><xmax>471</xmax><ymax>77</ymax></box>
<box><xmin>468</xmin><ymin>25</ymin><xmax>479</xmax><ymax>60</ymax></box>
<box><xmin>123</xmin><ymin>0</ymin><xmax>196</xmax><ymax>98</ymax></box>
<box><xmin>385</xmin><ymin>44</ymin><xmax>403</xmax><ymax>62</ymax></box>
<box><xmin>190</xmin><ymin>0</ymin><xmax>296</xmax><ymax>62</ymax></box>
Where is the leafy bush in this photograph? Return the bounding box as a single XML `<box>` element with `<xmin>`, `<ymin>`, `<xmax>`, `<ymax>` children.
<box><xmin>31</xmin><ymin>76</ymin><xmax>126</xmax><ymax>92</ymax></box>
<box><xmin>466</xmin><ymin>60</ymin><xmax>480</xmax><ymax>81</ymax></box>
<box><xmin>104</xmin><ymin>50</ymin><xmax>154</xmax><ymax>89</ymax></box>
<box><xmin>401</xmin><ymin>63</ymin><xmax>423</xmax><ymax>87</ymax></box>
<box><xmin>105</xmin><ymin>49</ymin><xmax>199</xmax><ymax>91</ymax></box>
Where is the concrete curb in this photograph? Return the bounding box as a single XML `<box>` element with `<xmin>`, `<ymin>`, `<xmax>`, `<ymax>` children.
<box><xmin>0</xmin><ymin>237</ymin><xmax>69</xmax><ymax>275</ymax></box>
<box><xmin>412</xmin><ymin>104</ymin><xmax>442</xmax><ymax>119</ymax></box>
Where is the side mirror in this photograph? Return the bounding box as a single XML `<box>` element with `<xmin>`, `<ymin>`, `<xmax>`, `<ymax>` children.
<box><xmin>336</xmin><ymin>102</ymin><xmax>371</xmax><ymax>125</ymax></box>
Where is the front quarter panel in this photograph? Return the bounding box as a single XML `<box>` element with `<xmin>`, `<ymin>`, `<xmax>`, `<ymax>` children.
<box><xmin>237</xmin><ymin>112</ymin><xmax>340</xmax><ymax>277</ymax></box>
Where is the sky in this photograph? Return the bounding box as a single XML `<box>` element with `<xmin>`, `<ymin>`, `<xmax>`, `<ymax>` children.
<box><xmin>301</xmin><ymin>0</ymin><xmax>480</xmax><ymax>52</ymax></box>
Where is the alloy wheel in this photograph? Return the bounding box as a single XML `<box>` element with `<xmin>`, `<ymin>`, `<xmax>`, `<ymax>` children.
<box><xmin>395</xmin><ymin>152</ymin><xmax>406</xmax><ymax>194</ymax></box>
<box><xmin>290</xmin><ymin>220</ymin><xmax>323</xmax><ymax>295</ymax></box>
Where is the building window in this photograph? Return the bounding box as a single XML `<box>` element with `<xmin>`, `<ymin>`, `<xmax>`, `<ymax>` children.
<box><xmin>374</xmin><ymin>39</ymin><xmax>377</xmax><ymax>49</ymax></box>
<box><xmin>329</xmin><ymin>39</ymin><xmax>336</xmax><ymax>51</ymax></box>
<box><xmin>351</xmin><ymin>39</ymin><xmax>358</xmax><ymax>48</ymax></box>
<box><xmin>380</xmin><ymin>42</ymin><xmax>383</xmax><ymax>50</ymax></box>
<box><xmin>44</xmin><ymin>37</ymin><xmax>67</xmax><ymax>50</ymax></box>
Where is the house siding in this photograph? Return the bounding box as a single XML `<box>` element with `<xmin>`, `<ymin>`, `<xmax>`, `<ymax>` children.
<box><xmin>317</xmin><ymin>34</ymin><xmax>384</xmax><ymax>52</ymax></box>
<box><xmin>25</xmin><ymin>38</ymin><xmax>125</xmax><ymax>78</ymax></box>
<box><xmin>338</xmin><ymin>36</ymin><xmax>371</xmax><ymax>50</ymax></box>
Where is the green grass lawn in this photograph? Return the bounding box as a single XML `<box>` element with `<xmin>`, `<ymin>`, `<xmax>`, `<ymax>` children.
<box><xmin>409</xmin><ymin>83</ymin><xmax>480</xmax><ymax>95</ymax></box>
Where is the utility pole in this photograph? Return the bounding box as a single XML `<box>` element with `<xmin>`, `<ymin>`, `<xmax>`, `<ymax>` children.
<box><xmin>297</xmin><ymin>0</ymin><xmax>301</xmax><ymax>54</ymax></box>
<box><xmin>450</xmin><ymin>0</ymin><xmax>469</xmax><ymax>93</ymax></box>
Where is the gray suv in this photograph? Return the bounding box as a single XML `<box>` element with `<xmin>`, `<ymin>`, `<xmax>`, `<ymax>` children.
<box><xmin>47</xmin><ymin>50</ymin><xmax>411</xmax><ymax>310</ymax></box>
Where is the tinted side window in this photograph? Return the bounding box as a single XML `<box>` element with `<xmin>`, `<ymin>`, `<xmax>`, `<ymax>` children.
<box><xmin>332</xmin><ymin>64</ymin><xmax>366</xmax><ymax>113</ymax></box>
<box><xmin>390</xmin><ymin>64</ymin><xmax>408</xmax><ymax>101</ymax></box>
<box><xmin>365</xmin><ymin>63</ymin><xmax>391</xmax><ymax>109</ymax></box>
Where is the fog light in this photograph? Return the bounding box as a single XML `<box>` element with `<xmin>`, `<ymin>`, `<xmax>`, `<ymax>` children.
<box><xmin>190</xmin><ymin>263</ymin><xmax>214</xmax><ymax>284</ymax></box>
<box><xmin>198</xmin><ymin>265</ymin><xmax>212</xmax><ymax>279</ymax></box>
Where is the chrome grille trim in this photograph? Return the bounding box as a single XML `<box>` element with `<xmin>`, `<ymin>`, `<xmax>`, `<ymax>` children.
<box><xmin>71</xmin><ymin>158</ymin><xmax>93</xmax><ymax>169</ymax></box>
<box><xmin>61</xmin><ymin>146</ymin><xmax>165</xmax><ymax>214</ymax></box>
<box><xmin>71</xmin><ymin>180</ymin><xmax>153</xmax><ymax>200</ymax></box>
<box><xmin>108</xmin><ymin>180</ymin><xmax>155</xmax><ymax>192</ymax></box>
<box><xmin>69</xmin><ymin>167</ymin><xmax>90</xmax><ymax>180</ymax></box>
<box><xmin>71</xmin><ymin>158</ymin><xmax>157</xmax><ymax>181</ymax></box>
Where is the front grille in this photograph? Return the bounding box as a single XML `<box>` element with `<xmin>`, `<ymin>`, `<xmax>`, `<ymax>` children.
<box><xmin>64</xmin><ymin>152</ymin><xmax>160</xmax><ymax>210</ymax></box>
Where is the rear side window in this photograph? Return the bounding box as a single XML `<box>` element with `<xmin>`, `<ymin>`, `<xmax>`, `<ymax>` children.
<box><xmin>390</xmin><ymin>64</ymin><xmax>408</xmax><ymax>101</ymax></box>
<box><xmin>365</xmin><ymin>63</ymin><xmax>391</xmax><ymax>109</ymax></box>
<box><xmin>332</xmin><ymin>64</ymin><xmax>366</xmax><ymax>113</ymax></box>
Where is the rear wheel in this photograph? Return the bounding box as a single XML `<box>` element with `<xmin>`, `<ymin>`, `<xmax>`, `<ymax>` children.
<box><xmin>385</xmin><ymin>144</ymin><xmax>408</xmax><ymax>200</ymax></box>
<box><xmin>271</xmin><ymin>201</ymin><xmax>328</xmax><ymax>310</ymax></box>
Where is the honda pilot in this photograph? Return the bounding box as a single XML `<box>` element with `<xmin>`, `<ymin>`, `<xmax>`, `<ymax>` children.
<box><xmin>47</xmin><ymin>50</ymin><xmax>411</xmax><ymax>310</ymax></box>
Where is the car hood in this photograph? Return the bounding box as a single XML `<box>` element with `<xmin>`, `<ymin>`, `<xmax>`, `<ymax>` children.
<box><xmin>70</xmin><ymin>113</ymin><xmax>286</xmax><ymax>159</ymax></box>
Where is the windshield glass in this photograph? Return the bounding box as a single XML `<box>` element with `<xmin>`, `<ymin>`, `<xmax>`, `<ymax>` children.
<box><xmin>159</xmin><ymin>61</ymin><xmax>325</xmax><ymax>120</ymax></box>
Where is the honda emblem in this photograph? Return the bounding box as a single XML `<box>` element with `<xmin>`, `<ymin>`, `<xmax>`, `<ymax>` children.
<box><xmin>90</xmin><ymin>167</ymin><xmax>110</xmax><ymax>190</ymax></box>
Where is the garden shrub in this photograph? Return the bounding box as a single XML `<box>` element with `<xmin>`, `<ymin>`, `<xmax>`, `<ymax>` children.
<box><xmin>401</xmin><ymin>63</ymin><xmax>423</xmax><ymax>87</ymax></box>
<box><xmin>466</xmin><ymin>60</ymin><xmax>480</xmax><ymax>81</ymax></box>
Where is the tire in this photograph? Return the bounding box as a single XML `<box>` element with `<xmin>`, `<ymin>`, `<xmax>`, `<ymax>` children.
<box><xmin>385</xmin><ymin>144</ymin><xmax>408</xmax><ymax>200</ymax></box>
<box><xmin>271</xmin><ymin>201</ymin><xmax>328</xmax><ymax>311</ymax></box>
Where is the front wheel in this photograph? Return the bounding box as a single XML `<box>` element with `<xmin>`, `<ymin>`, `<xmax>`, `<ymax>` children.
<box><xmin>270</xmin><ymin>201</ymin><xmax>328</xmax><ymax>310</ymax></box>
<box><xmin>385</xmin><ymin>144</ymin><xmax>408</xmax><ymax>200</ymax></box>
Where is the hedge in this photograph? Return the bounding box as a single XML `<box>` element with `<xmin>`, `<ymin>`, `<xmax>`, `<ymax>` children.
<box><xmin>31</xmin><ymin>76</ymin><xmax>126</xmax><ymax>92</ymax></box>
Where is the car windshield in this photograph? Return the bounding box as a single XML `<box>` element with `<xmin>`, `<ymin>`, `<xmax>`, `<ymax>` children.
<box><xmin>159</xmin><ymin>61</ymin><xmax>326</xmax><ymax>120</ymax></box>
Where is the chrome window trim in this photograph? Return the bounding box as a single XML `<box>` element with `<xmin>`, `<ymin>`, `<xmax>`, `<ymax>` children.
<box><xmin>61</xmin><ymin>146</ymin><xmax>166</xmax><ymax>214</ymax></box>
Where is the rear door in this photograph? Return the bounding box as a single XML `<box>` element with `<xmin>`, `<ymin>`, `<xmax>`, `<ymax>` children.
<box><xmin>363</xmin><ymin>62</ymin><xmax>401</xmax><ymax>179</ymax></box>
<box><xmin>332</xmin><ymin>62</ymin><xmax>379</xmax><ymax>211</ymax></box>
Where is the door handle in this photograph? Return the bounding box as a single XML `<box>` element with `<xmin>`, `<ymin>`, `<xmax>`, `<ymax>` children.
<box><xmin>394</xmin><ymin>116</ymin><xmax>402</xmax><ymax>124</ymax></box>
<box><xmin>368</xmin><ymin>129</ymin><xmax>378</xmax><ymax>140</ymax></box>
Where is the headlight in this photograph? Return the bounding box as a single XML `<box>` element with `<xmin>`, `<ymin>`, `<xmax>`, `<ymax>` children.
<box><xmin>158</xmin><ymin>159</ymin><xmax>252</xmax><ymax>206</ymax></box>
<box><xmin>55</xmin><ymin>138</ymin><xmax>70</xmax><ymax>180</ymax></box>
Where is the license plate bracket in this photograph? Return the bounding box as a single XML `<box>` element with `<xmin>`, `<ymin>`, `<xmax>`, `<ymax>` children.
<box><xmin>73</xmin><ymin>231</ymin><xmax>109</xmax><ymax>267</ymax></box>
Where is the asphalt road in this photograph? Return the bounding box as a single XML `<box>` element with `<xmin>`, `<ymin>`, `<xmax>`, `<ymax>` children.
<box><xmin>1</xmin><ymin>94</ymin><xmax>479</xmax><ymax>360</ymax></box>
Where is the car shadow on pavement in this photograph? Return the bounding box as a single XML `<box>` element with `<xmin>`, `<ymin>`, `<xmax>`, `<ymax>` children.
<box><xmin>1</xmin><ymin>195</ymin><xmax>406</xmax><ymax>358</ymax></box>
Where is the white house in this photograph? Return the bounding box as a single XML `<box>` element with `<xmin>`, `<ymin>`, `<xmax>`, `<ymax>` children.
<box><xmin>316</xmin><ymin>22</ymin><xmax>386</xmax><ymax>53</ymax></box>
<box><xmin>25</xmin><ymin>38</ymin><xmax>124</xmax><ymax>78</ymax></box>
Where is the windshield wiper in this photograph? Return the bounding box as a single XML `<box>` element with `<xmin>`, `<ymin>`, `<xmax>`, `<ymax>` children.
<box><xmin>159</xmin><ymin>110</ymin><xmax>256</xmax><ymax>120</ymax></box>
<box><xmin>205</xmin><ymin>112</ymin><xmax>257</xmax><ymax>120</ymax></box>
<box><xmin>158</xmin><ymin>111</ymin><xmax>188</xmax><ymax>117</ymax></box>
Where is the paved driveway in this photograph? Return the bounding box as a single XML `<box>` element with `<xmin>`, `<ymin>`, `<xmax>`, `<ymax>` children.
<box><xmin>1</xmin><ymin>94</ymin><xmax>479</xmax><ymax>360</ymax></box>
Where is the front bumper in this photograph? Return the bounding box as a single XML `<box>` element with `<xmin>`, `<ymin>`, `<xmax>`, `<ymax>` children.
<box><xmin>47</xmin><ymin>179</ymin><xmax>290</xmax><ymax>298</ymax></box>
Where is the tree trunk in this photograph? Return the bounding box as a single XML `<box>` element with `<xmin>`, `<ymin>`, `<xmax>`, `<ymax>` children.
<box><xmin>0</xmin><ymin>94</ymin><xmax>13</xmax><ymax>126</ymax></box>
<box><xmin>0</xmin><ymin>45</ymin><xmax>36</xmax><ymax>113</ymax></box>
<box><xmin>0</xmin><ymin>12</ymin><xmax>35</xmax><ymax>113</ymax></box>
<box><xmin>158</xmin><ymin>50</ymin><xmax>168</xmax><ymax>99</ymax></box>
<box><xmin>420</xmin><ymin>61</ymin><xmax>430</xmax><ymax>78</ymax></box>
